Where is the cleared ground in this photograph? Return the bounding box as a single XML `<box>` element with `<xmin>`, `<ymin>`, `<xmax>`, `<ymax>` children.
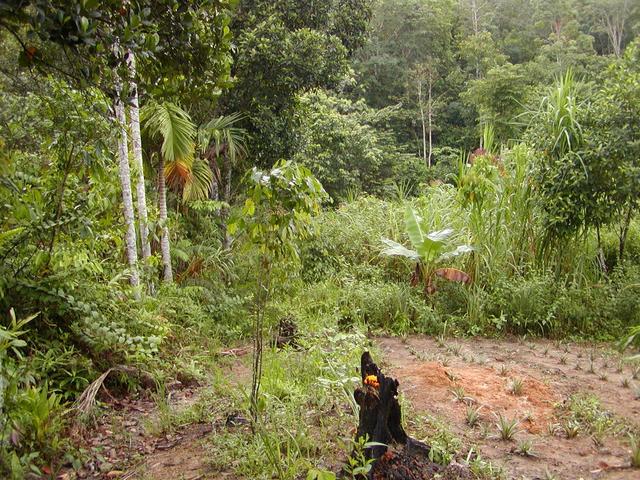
<box><xmin>378</xmin><ymin>336</ymin><xmax>640</xmax><ymax>479</ymax></box>
<box><xmin>74</xmin><ymin>337</ymin><xmax>639</xmax><ymax>480</ymax></box>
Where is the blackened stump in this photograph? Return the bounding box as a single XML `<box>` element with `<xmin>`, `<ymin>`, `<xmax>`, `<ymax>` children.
<box><xmin>352</xmin><ymin>352</ymin><xmax>473</xmax><ymax>480</ymax></box>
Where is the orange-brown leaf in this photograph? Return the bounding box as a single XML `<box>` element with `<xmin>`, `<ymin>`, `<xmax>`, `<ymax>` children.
<box><xmin>434</xmin><ymin>268</ymin><xmax>471</xmax><ymax>284</ymax></box>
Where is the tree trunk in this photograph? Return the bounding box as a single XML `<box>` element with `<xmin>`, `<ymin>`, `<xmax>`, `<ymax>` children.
<box><xmin>418</xmin><ymin>80</ymin><xmax>427</xmax><ymax>167</ymax></box>
<box><xmin>222</xmin><ymin>153</ymin><xmax>232</xmax><ymax>249</ymax></box>
<box><xmin>619</xmin><ymin>202</ymin><xmax>634</xmax><ymax>261</ymax></box>
<box><xmin>114</xmin><ymin>79</ymin><xmax>140</xmax><ymax>296</ymax></box>
<box><xmin>126</xmin><ymin>50</ymin><xmax>151</xmax><ymax>261</ymax></box>
<box><xmin>427</xmin><ymin>76</ymin><xmax>433</xmax><ymax>168</ymax></box>
<box><xmin>157</xmin><ymin>155</ymin><xmax>173</xmax><ymax>282</ymax></box>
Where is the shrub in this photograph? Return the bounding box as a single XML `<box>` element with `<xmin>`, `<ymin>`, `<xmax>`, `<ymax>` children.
<box><xmin>336</xmin><ymin>279</ymin><xmax>437</xmax><ymax>334</ymax></box>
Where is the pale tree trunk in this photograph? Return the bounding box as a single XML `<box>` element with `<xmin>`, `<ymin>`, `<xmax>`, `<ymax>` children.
<box><xmin>605</xmin><ymin>12</ymin><xmax>625</xmax><ymax>57</ymax></box>
<box><xmin>114</xmin><ymin>79</ymin><xmax>140</xmax><ymax>296</ymax></box>
<box><xmin>157</xmin><ymin>155</ymin><xmax>173</xmax><ymax>282</ymax></box>
<box><xmin>222</xmin><ymin>155</ymin><xmax>232</xmax><ymax>249</ymax></box>
<box><xmin>417</xmin><ymin>80</ymin><xmax>427</xmax><ymax>166</ymax></box>
<box><xmin>469</xmin><ymin>0</ymin><xmax>480</xmax><ymax>35</ymax></box>
<box><xmin>427</xmin><ymin>74</ymin><xmax>433</xmax><ymax>168</ymax></box>
<box><xmin>126</xmin><ymin>50</ymin><xmax>151</xmax><ymax>261</ymax></box>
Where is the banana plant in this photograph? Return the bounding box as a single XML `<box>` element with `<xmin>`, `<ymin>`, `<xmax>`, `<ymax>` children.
<box><xmin>381</xmin><ymin>206</ymin><xmax>473</xmax><ymax>294</ymax></box>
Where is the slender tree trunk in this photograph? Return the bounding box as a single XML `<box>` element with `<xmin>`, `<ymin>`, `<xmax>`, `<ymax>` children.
<box><xmin>605</xmin><ymin>15</ymin><xmax>623</xmax><ymax>57</ymax></box>
<box><xmin>596</xmin><ymin>223</ymin><xmax>607</xmax><ymax>274</ymax></box>
<box><xmin>250</xmin><ymin>257</ymin><xmax>271</xmax><ymax>424</ymax></box>
<box><xmin>157</xmin><ymin>155</ymin><xmax>173</xmax><ymax>282</ymax></box>
<box><xmin>470</xmin><ymin>0</ymin><xmax>480</xmax><ymax>35</ymax></box>
<box><xmin>427</xmin><ymin>76</ymin><xmax>433</xmax><ymax>168</ymax></box>
<box><xmin>127</xmin><ymin>50</ymin><xmax>151</xmax><ymax>261</ymax></box>
<box><xmin>417</xmin><ymin>80</ymin><xmax>427</xmax><ymax>167</ymax></box>
<box><xmin>222</xmin><ymin>154</ymin><xmax>232</xmax><ymax>248</ymax></box>
<box><xmin>114</xmin><ymin>79</ymin><xmax>141</xmax><ymax>296</ymax></box>
<box><xmin>619</xmin><ymin>202</ymin><xmax>634</xmax><ymax>261</ymax></box>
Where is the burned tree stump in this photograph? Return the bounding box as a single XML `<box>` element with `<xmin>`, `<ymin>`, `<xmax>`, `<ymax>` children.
<box><xmin>352</xmin><ymin>352</ymin><xmax>473</xmax><ymax>480</ymax></box>
<box><xmin>275</xmin><ymin>315</ymin><xmax>298</xmax><ymax>349</ymax></box>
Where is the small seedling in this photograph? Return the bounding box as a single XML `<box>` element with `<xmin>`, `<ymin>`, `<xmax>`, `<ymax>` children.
<box><xmin>509</xmin><ymin>378</ymin><xmax>524</xmax><ymax>396</ymax></box>
<box><xmin>441</xmin><ymin>357</ymin><xmax>450</xmax><ymax>367</ymax></box>
<box><xmin>522</xmin><ymin>411</ymin><xmax>534</xmax><ymax>423</ymax></box>
<box><xmin>616</xmin><ymin>361</ymin><xmax>624</xmax><ymax>373</ymax></box>
<box><xmin>466</xmin><ymin>406</ymin><xmax>482</xmax><ymax>427</ymax></box>
<box><xmin>559</xmin><ymin>355</ymin><xmax>567</xmax><ymax>365</ymax></box>
<box><xmin>547</xmin><ymin>423</ymin><xmax>560</xmax><ymax>437</ymax></box>
<box><xmin>602</xmin><ymin>358</ymin><xmax>610</xmax><ymax>369</ymax></box>
<box><xmin>515</xmin><ymin>439</ymin><xmax>537</xmax><ymax>457</ymax></box>
<box><xmin>451</xmin><ymin>386</ymin><xmax>467</xmax><ymax>402</ymax></box>
<box><xmin>598</xmin><ymin>372</ymin><xmax>608</xmax><ymax>381</ymax></box>
<box><xmin>588</xmin><ymin>361</ymin><xmax>596</xmax><ymax>374</ymax></box>
<box><xmin>495</xmin><ymin>413</ymin><xmax>520</xmax><ymax>441</ymax></box>
<box><xmin>498</xmin><ymin>364</ymin><xmax>509</xmax><ymax>377</ymax></box>
<box><xmin>477</xmin><ymin>421</ymin><xmax>492</xmax><ymax>439</ymax></box>
<box><xmin>562</xmin><ymin>420</ymin><xmax>580</xmax><ymax>438</ymax></box>
<box><xmin>574</xmin><ymin>363</ymin><xmax>582</xmax><ymax>371</ymax></box>
<box><xmin>543</xmin><ymin>469</ymin><xmax>559</xmax><ymax>480</ymax></box>
<box><xmin>576</xmin><ymin>351</ymin><xmax>583</xmax><ymax>358</ymax></box>
<box><xmin>622</xmin><ymin>378</ymin><xmax>631</xmax><ymax>389</ymax></box>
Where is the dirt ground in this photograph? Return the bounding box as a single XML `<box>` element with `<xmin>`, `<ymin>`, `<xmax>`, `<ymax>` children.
<box><xmin>377</xmin><ymin>335</ymin><xmax>640</xmax><ymax>479</ymax></box>
<box><xmin>73</xmin><ymin>337</ymin><xmax>639</xmax><ymax>480</ymax></box>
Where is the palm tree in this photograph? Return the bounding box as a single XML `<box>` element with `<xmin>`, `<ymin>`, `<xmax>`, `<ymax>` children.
<box><xmin>141</xmin><ymin>101</ymin><xmax>198</xmax><ymax>282</ymax></box>
<box><xmin>198</xmin><ymin>113</ymin><xmax>247</xmax><ymax>246</ymax></box>
<box><xmin>142</xmin><ymin>104</ymin><xmax>247</xmax><ymax>280</ymax></box>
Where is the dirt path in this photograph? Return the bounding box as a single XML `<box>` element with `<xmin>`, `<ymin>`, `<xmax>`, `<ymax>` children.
<box><xmin>377</xmin><ymin>335</ymin><xmax>640</xmax><ymax>479</ymax></box>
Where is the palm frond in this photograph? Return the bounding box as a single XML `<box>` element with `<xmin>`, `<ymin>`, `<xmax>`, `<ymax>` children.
<box><xmin>199</xmin><ymin>112</ymin><xmax>247</xmax><ymax>162</ymax></box>
<box><xmin>182</xmin><ymin>158</ymin><xmax>213</xmax><ymax>202</ymax></box>
<box><xmin>142</xmin><ymin>101</ymin><xmax>196</xmax><ymax>165</ymax></box>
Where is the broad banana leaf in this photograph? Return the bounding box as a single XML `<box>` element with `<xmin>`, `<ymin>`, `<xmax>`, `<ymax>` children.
<box><xmin>404</xmin><ymin>205</ymin><xmax>424</xmax><ymax>249</ymax></box>
<box><xmin>438</xmin><ymin>245</ymin><xmax>474</xmax><ymax>261</ymax></box>
<box><xmin>427</xmin><ymin>228</ymin><xmax>454</xmax><ymax>242</ymax></box>
<box><xmin>381</xmin><ymin>238</ymin><xmax>421</xmax><ymax>261</ymax></box>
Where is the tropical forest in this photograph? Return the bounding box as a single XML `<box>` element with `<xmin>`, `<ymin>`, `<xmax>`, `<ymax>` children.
<box><xmin>1</xmin><ymin>1</ymin><xmax>640</xmax><ymax>479</ymax></box>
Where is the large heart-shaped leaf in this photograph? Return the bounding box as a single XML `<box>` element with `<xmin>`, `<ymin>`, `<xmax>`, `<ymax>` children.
<box><xmin>438</xmin><ymin>245</ymin><xmax>474</xmax><ymax>261</ymax></box>
<box><xmin>427</xmin><ymin>228</ymin><xmax>454</xmax><ymax>242</ymax></box>
<box><xmin>381</xmin><ymin>238</ymin><xmax>420</xmax><ymax>261</ymax></box>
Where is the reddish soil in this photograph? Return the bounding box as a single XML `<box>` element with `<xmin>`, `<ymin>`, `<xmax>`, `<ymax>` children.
<box><xmin>377</xmin><ymin>336</ymin><xmax>640</xmax><ymax>480</ymax></box>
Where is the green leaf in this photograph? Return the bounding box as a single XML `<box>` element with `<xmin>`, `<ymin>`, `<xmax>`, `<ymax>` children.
<box><xmin>380</xmin><ymin>238</ymin><xmax>420</xmax><ymax>261</ymax></box>
<box><xmin>404</xmin><ymin>205</ymin><xmax>424</xmax><ymax>249</ymax></box>
<box><xmin>426</xmin><ymin>229</ymin><xmax>453</xmax><ymax>242</ymax></box>
<box><xmin>243</xmin><ymin>198</ymin><xmax>256</xmax><ymax>216</ymax></box>
<box><xmin>438</xmin><ymin>245</ymin><xmax>474</xmax><ymax>261</ymax></box>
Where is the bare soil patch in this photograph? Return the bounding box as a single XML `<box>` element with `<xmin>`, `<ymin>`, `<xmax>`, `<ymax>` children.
<box><xmin>376</xmin><ymin>335</ymin><xmax>640</xmax><ymax>479</ymax></box>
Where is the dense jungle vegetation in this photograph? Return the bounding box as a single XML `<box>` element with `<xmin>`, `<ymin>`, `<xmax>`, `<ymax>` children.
<box><xmin>1</xmin><ymin>0</ymin><xmax>640</xmax><ymax>478</ymax></box>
